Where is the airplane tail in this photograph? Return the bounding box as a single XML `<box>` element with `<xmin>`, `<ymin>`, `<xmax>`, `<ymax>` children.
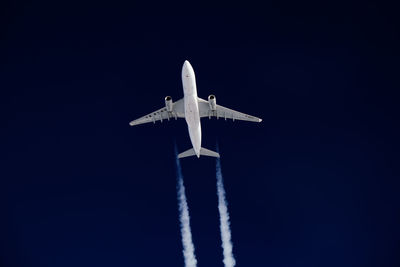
<box><xmin>178</xmin><ymin>147</ymin><xmax>220</xmax><ymax>159</ymax></box>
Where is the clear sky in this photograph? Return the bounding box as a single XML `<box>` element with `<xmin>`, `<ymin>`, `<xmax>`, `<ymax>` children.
<box><xmin>1</xmin><ymin>1</ymin><xmax>399</xmax><ymax>266</ymax></box>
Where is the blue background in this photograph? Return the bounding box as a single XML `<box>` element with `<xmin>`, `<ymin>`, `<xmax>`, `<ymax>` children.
<box><xmin>1</xmin><ymin>1</ymin><xmax>399</xmax><ymax>266</ymax></box>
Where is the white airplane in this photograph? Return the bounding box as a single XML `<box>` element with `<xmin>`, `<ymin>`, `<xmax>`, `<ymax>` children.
<box><xmin>129</xmin><ymin>60</ymin><xmax>262</xmax><ymax>158</ymax></box>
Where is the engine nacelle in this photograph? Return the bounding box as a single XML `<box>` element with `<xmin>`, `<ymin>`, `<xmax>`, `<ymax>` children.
<box><xmin>165</xmin><ymin>96</ymin><xmax>173</xmax><ymax>112</ymax></box>
<box><xmin>208</xmin><ymin>94</ymin><xmax>217</xmax><ymax>111</ymax></box>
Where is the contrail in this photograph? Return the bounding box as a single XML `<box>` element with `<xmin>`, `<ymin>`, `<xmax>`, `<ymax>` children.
<box><xmin>216</xmin><ymin>158</ymin><xmax>236</xmax><ymax>267</ymax></box>
<box><xmin>175</xmin><ymin>151</ymin><xmax>197</xmax><ymax>267</ymax></box>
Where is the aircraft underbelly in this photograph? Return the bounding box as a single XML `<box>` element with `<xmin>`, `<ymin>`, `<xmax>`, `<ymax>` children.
<box><xmin>182</xmin><ymin>60</ymin><xmax>202</xmax><ymax>156</ymax></box>
<box><xmin>184</xmin><ymin>95</ymin><xmax>201</xmax><ymax>155</ymax></box>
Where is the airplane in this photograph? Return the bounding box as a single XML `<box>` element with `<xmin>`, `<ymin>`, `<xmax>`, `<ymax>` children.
<box><xmin>129</xmin><ymin>60</ymin><xmax>262</xmax><ymax>158</ymax></box>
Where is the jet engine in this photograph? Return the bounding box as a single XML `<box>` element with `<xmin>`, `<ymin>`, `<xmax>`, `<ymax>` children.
<box><xmin>208</xmin><ymin>94</ymin><xmax>217</xmax><ymax>111</ymax></box>
<box><xmin>165</xmin><ymin>96</ymin><xmax>173</xmax><ymax>112</ymax></box>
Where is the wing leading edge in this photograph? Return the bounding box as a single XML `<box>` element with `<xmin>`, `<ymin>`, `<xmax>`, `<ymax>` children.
<box><xmin>197</xmin><ymin>98</ymin><xmax>262</xmax><ymax>122</ymax></box>
<box><xmin>129</xmin><ymin>98</ymin><xmax>185</xmax><ymax>126</ymax></box>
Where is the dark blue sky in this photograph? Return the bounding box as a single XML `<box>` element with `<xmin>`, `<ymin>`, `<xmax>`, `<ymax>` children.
<box><xmin>1</xmin><ymin>1</ymin><xmax>399</xmax><ymax>266</ymax></box>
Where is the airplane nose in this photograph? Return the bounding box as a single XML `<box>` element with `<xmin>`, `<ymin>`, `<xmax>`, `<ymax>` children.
<box><xmin>182</xmin><ymin>60</ymin><xmax>193</xmax><ymax>77</ymax></box>
<box><xmin>183</xmin><ymin>60</ymin><xmax>191</xmax><ymax>68</ymax></box>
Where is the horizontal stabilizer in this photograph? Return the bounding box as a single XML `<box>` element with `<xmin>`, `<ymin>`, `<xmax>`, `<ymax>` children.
<box><xmin>178</xmin><ymin>147</ymin><xmax>220</xmax><ymax>159</ymax></box>
<box><xmin>178</xmin><ymin>148</ymin><xmax>196</xmax><ymax>158</ymax></box>
<box><xmin>200</xmin><ymin>147</ymin><xmax>220</xmax><ymax>158</ymax></box>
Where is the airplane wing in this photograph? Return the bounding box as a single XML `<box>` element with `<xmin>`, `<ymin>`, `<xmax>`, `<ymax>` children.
<box><xmin>197</xmin><ymin>97</ymin><xmax>262</xmax><ymax>122</ymax></box>
<box><xmin>129</xmin><ymin>98</ymin><xmax>185</xmax><ymax>126</ymax></box>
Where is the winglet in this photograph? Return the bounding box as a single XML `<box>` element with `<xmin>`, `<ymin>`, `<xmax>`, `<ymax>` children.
<box><xmin>178</xmin><ymin>147</ymin><xmax>220</xmax><ymax>159</ymax></box>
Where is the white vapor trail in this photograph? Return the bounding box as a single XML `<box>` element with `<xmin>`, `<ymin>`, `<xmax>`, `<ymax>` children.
<box><xmin>175</xmin><ymin>155</ymin><xmax>197</xmax><ymax>267</ymax></box>
<box><xmin>216</xmin><ymin>158</ymin><xmax>236</xmax><ymax>267</ymax></box>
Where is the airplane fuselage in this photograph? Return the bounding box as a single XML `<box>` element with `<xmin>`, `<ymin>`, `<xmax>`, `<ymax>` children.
<box><xmin>182</xmin><ymin>60</ymin><xmax>201</xmax><ymax>157</ymax></box>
